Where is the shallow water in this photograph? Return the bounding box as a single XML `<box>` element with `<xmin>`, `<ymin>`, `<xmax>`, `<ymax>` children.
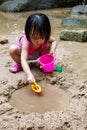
<box><xmin>0</xmin><ymin>8</ymin><xmax>73</xmax><ymax>35</ymax></box>
<box><xmin>9</xmin><ymin>83</ymin><xmax>69</xmax><ymax>114</ymax></box>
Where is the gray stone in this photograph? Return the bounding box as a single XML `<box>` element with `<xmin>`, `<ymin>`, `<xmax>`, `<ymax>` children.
<box><xmin>60</xmin><ymin>30</ymin><xmax>87</xmax><ymax>42</ymax></box>
<box><xmin>71</xmin><ymin>5</ymin><xmax>87</xmax><ymax>15</ymax></box>
<box><xmin>0</xmin><ymin>0</ymin><xmax>59</xmax><ymax>12</ymax></box>
<box><xmin>61</xmin><ymin>17</ymin><xmax>87</xmax><ymax>27</ymax></box>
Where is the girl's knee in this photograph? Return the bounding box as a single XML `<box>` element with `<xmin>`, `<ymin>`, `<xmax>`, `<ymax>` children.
<box><xmin>9</xmin><ymin>45</ymin><xmax>18</xmax><ymax>54</ymax></box>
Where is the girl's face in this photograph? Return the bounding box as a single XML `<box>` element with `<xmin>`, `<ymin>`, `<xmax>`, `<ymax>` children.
<box><xmin>30</xmin><ymin>34</ymin><xmax>45</xmax><ymax>47</ymax></box>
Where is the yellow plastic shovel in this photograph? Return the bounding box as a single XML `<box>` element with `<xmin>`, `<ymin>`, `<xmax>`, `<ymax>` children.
<box><xmin>31</xmin><ymin>82</ymin><xmax>42</xmax><ymax>94</ymax></box>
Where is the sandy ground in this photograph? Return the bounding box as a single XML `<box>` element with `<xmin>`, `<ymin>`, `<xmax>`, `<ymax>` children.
<box><xmin>0</xmin><ymin>35</ymin><xmax>87</xmax><ymax>130</ymax></box>
<box><xmin>0</xmin><ymin>8</ymin><xmax>87</xmax><ymax>130</ymax></box>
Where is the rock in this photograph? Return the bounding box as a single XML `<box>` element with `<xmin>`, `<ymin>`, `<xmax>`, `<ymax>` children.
<box><xmin>0</xmin><ymin>0</ymin><xmax>59</xmax><ymax>12</ymax></box>
<box><xmin>71</xmin><ymin>5</ymin><xmax>87</xmax><ymax>15</ymax></box>
<box><xmin>61</xmin><ymin>17</ymin><xmax>87</xmax><ymax>27</ymax></box>
<box><xmin>0</xmin><ymin>39</ymin><xmax>8</xmax><ymax>44</ymax></box>
<box><xmin>60</xmin><ymin>30</ymin><xmax>87</xmax><ymax>42</ymax></box>
<box><xmin>0</xmin><ymin>0</ymin><xmax>78</xmax><ymax>12</ymax></box>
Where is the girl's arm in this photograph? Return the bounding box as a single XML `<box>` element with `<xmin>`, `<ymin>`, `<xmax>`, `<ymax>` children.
<box><xmin>48</xmin><ymin>36</ymin><xmax>57</xmax><ymax>54</ymax></box>
<box><xmin>21</xmin><ymin>38</ymin><xmax>35</xmax><ymax>84</ymax></box>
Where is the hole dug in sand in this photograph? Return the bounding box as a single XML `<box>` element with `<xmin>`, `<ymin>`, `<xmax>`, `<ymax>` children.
<box><xmin>9</xmin><ymin>83</ymin><xmax>69</xmax><ymax>114</ymax></box>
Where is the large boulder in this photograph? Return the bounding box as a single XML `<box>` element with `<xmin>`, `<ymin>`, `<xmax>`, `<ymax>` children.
<box><xmin>0</xmin><ymin>0</ymin><xmax>28</xmax><ymax>12</ymax></box>
<box><xmin>60</xmin><ymin>30</ymin><xmax>87</xmax><ymax>42</ymax></box>
<box><xmin>71</xmin><ymin>5</ymin><xmax>87</xmax><ymax>15</ymax></box>
<box><xmin>61</xmin><ymin>17</ymin><xmax>87</xmax><ymax>27</ymax></box>
<box><xmin>0</xmin><ymin>0</ymin><xmax>59</xmax><ymax>12</ymax></box>
<box><xmin>0</xmin><ymin>0</ymin><xmax>78</xmax><ymax>12</ymax></box>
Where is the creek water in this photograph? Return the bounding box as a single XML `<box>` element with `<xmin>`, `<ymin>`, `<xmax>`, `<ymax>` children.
<box><xmin>0</xmin><ymin>8</ymin><xmax>87</xmax><ymax>114</ymax></box>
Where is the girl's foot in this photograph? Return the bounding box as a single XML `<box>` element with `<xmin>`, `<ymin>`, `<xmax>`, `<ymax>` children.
<box><xmin>9</xmin><ymin>63</ymin><xmax>23</xmax><ymax>73</ymax></box>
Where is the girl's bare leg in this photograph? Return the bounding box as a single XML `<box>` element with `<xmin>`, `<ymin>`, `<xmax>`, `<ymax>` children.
<box><xmin>9</xmin><ymin>45</ymin><xmax>21</xmax><ymax>64</ymax></box>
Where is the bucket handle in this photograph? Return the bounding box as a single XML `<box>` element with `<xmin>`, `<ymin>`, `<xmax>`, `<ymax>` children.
<box><xmin>28</xmin><ymin>59</ymin><xmax>38</xmax><ymax>63</ymax></box>
<box><xmin>28</xmin><ymin>59</ymin><xmax>44</xmax><ymax>69</ymax></box>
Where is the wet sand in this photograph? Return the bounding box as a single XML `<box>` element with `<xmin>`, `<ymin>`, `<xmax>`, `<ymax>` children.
<box><xmin>0</xmin><ymin>8</ymin><xmax>87</xmax><ymax>130</ymax></box>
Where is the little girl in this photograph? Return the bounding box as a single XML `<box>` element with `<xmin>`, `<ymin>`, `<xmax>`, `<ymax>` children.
<box><xmin>9</xmin><ymin>13</ymin><xmax>57</xmax><ymax>84</ymax></box>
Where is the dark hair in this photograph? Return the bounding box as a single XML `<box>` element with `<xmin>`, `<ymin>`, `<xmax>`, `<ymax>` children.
<box><xmin>25</xmin><ymin>13</ymin><xmax>51</xmax><ymax>42</ymax></box>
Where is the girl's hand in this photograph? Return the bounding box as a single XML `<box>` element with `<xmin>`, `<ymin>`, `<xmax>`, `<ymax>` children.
<box><xmin>27</xmin><ymin>74</ymin><xmax>35</xmax><ymax>84</ymax></box>
<box><xmin>49</xmin><ymin>52</ymin><xmax>53</xmax><ymax>55</ymax></box>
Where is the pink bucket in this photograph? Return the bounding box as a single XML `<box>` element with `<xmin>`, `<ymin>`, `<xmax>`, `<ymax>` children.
<box><xmin>38</xmin><ymin>54</ymin><xmax>55</xmax><ymax>72</ymax></box>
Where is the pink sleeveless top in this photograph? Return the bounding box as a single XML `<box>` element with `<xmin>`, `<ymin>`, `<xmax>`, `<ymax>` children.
<box><xmin>17</xmin><ymin>35</ymin><xmax>48</xmax><ymax>55</ymax></box>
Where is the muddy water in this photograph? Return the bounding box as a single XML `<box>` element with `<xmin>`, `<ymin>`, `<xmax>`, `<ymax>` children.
<box><xmin>9</xmin><ymin>83</ymin><xmax>69</xmax><ymax>114</ymax></box>
<box><xmin>0</xmin><ymin>8</ymin><xmax>71</xmax><ymax>35</ymax></box>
